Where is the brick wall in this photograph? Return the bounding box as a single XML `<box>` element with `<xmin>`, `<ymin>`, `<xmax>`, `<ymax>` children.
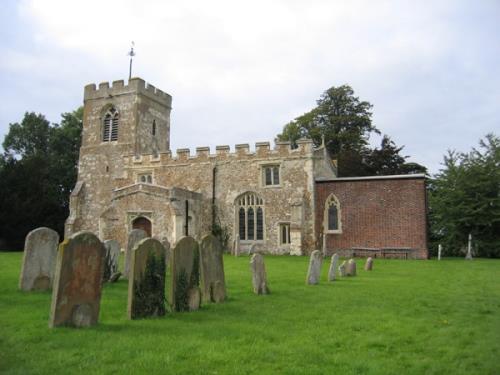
<box><xmin>315</xmin><ymin>176</ymin><xmax>428</xmax><ymax>259</ymax></box>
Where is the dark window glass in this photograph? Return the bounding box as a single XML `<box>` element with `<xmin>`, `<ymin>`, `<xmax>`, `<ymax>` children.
<box><xmin>265</xmin><ymin>167</ymin><xmax>272</xmax><ymax>185</ymax></box>
<box><xmin>256</xmin><ymin>207</ymin><xmax>263</xmax><ymax>240</ymax></box>
<box><xmin>273</xmin><ymin>166</ymin><xmax>279</xmax><ymax>185</ymax></box>
<box><xmin>328</xmin><ymin>205</ymin><xmax>338</xmax><ymax>230</ymax></box>
<box><xmin>239</xmin><ymin>207</ymin><xmax>246</xmax><ymax>240</ymax></box>
<box><xmin>247</xmin><ymin>207</ymin><xmax>254</xmax><ymax>240</ymax></box>
<box><xmin>152</xmin><ymin>120</ymin><xmax>156</xmax><ymax>136</ymax></box>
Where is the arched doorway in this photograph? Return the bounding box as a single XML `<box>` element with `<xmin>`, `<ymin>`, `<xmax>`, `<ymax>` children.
<box><xmin>132</xmin><ymin>216</ymin><xmax>152</xmax><ymax>237</ymax></box>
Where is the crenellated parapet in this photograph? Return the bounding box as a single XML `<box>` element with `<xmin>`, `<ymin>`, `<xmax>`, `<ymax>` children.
<box><xmin>84</xmin><ymin>77</ymin><xmax>172</xmax><ymax>108</ymax></box>
<box><xmin>125</xmin><ymin>138</ymin><xmax>316</xmax><ymax>166</ymax></box>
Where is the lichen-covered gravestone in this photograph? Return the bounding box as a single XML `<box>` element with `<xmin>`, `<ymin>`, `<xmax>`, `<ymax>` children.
<box><xmin>170</xmin><ymin>236</ymin><xmax>201</xmax><ymax>312</ymax></box>
<box><xmin>250</xmin><ymin>253</ymin><xmax>270</xmax><ymax>294</ymax></box>
<box><xmin>364</xmin><ymin>257</ymin><xmax>373</xmax><ymax>271</ymax></box>
<box><xmin>19</xmin><ymin>227</ymin><xmax>59</xmax><ymax>291</ymax></box>
<box><xmin>127</xmin><ymin>238</ymin><xmax>166</xmax><ymax>319</ymax></box>
<box><xmin>124</xmin><ymin>229</ymin><xmax>147</xmax><ymax>279</ymax></box>
<box><xmin>328</xmin><ymin>253</ymin><xmax>339</xmax><ymax>281</ymax></box>
<box><xmin>200</xmin><ymin>234</ymin><xmax>226</xmax><ymax>303</ymax></box>
<box><xmin>103</xmin><ymin>239</ymin><xmax>121</xmax><ymax>282</ymax></box>
<box><xmin>346</xmin><ymin>258</ymin><xmax>357</xmax><ymax>276</ymax></box>
<box><xmin>338</xmin><ymin>261</ymin><xmax>347</xmax><ymax>277</ymax></box>
<box><xmin>306</xmin><ymin>250</ymin><xmax>323</xmax><ymax>285</ymax></box>
<box><xmin>49</xmin><ymin>232</ymin><xmax>105</xmax><ymax>328</ymax></box>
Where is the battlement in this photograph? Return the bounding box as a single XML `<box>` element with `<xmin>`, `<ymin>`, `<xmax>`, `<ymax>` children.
<box><xmin>84</xmin><ymin>77</ymin><xmax>172</xmax><ymax>107</ymax></box>
<box><xmin>126</xmin><ymin>138</ymin><xmax>316</xmax><ymax>166</ymax></box>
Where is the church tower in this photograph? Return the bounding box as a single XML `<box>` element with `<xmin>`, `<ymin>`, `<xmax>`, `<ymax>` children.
<box><xmin>65</xmin><ymin>78</ymin><xmax>172</xmax><ymax>237</ymax></box>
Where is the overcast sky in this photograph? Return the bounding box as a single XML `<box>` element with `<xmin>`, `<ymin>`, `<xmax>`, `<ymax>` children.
<box><xmin>0</xmin><ymin>0</ymin><xmax>498</xmax><ymax>173</ymax></box>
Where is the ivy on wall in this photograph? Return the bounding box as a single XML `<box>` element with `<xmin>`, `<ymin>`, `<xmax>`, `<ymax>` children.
<box><xmin>132</xmin><ymin>252</ymin><xmax>166</xmax><ymax>318</ymax></box>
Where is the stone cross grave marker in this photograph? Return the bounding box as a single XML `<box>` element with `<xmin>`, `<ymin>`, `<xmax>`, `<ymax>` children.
<box><xmin>346</xmin><ymin>258</ymin><xmax>357</xmax><ymax>276</ymax></box>
<box><xmin>124</xmin><ymin>229</ymin><xmax>147</xmax><ymax>279</ymax></box>
<box><xmin>170</xmin><ymin>236</ymin><xmax>201</xmax><ymax>312</ymax></box>
<box><xmin>103</xmin><ymin>239</ymin><xmax>121</xmax><ymax>282</ymax></box>
<box><xmin>364</xmin><ymin>257</ymin><xmax>373</xmax><ymax>271</ymax></box>
<box><xmin>49</xmin><ymin>232</ymin><xmax>105</xmax><ymax>328</ymax></box>
<box><xmin>306</xmin><ymin>250</ymin><xmax>323</xmax><ymax>285</ymax></box>
<box><xmin>19</xmin><ymin>227</ymin><xmax>59</xmax><ymax>291</ymax></box>
<box><xmin>200</xmin><ymin>234</ymin><xmax>226</xmax><ymax>303</ymax></box>
<box><xmin>338</xmin><ymin>261</ymin><xmax>347</xmax><ymax>277</ymax></box>
<box><xmin>127</xmin><ymin>238</ymin><xmax>166</xmax><ymax>319</ymax></box>
<box><xmin>250</xmin><ymin>253</ymin><xmax>270</xmax><ymax>294</ymax></box>
<box><xmin>328</xmin><ymin>253</ymin><xmax>339</xmax><ymax>281</ymax></box>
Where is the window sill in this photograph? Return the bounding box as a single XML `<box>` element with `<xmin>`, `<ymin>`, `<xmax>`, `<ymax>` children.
<box><xmin>262</xmin><ymin>184</ymin><xmax>281</xmax><ymax>189</ymax></box>
<box><xmin>325</xmin><ymin>230</ymin><xmax>342</xmax><ymax>235</ymax></box>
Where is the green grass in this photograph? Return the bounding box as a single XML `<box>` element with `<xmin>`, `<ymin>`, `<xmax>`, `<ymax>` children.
<box><xmin>1</xmin><ymin>253</ymin><xmax>499</xmax><ymax>375</ymax></box>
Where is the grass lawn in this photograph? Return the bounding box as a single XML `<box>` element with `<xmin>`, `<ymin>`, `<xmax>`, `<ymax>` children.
<box><xmin>0</xmin><ymin>252</ymin><xmax>499</xmax><ymax>374</ymax></box>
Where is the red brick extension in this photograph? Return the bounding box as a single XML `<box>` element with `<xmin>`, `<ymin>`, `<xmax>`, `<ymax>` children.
<box><xmin>315</xmin><ymin>175</ymin><xmax>428</xmax><ymax>259</ymax></box>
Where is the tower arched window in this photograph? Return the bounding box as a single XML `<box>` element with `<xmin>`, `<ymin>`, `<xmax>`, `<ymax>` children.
<box><xmin>324</xmin><ymin>194</ymin><xmax>342</xmax><ymax>233</ymax></box>
<box><xmin>103</xmin><ymin>107</ymin><xmax>119</xmax><ymax>142</ymax></box>
<box><xmin>236</xmin><ymin>192</ymin><xmax>264</xmax><ymax>241</ymax></box>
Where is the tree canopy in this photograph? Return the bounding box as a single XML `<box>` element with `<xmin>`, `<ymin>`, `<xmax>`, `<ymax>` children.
<box><xmin>276</xmin><ymin>85</ymin><xmax>426</xmax><ymax>176</ymax></box>
<box><xmin>0</xmin><ymin>108</ymin><xmax>83</xmax><ymax>249</ymax></box>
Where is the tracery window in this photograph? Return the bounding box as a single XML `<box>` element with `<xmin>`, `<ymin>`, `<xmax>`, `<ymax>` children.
<box><xmin>324</xmin><ymin>194</ymin><xmax>341</xmax><ymax>233</ymax></box>
<box><xmin>236</xmin><ymin>192</ymin><xmax>264</xmax><ymax>241</ymax></box>
<box><xmin>138</xmin><ymin>173</ymin><xmax>153</xmax><ymax>184</ymax></box>
<box><xmin>262</xmin><ymin>165</ymin><xmax>280</xmax><ymax>186</ymax></box>
<box><xmin>103</xmin><ymin>107</ymin><xmax>119</xmax><ymax>142</ymax></box>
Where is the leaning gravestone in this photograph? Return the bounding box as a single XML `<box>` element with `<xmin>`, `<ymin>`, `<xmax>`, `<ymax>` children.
<box><xmin>328</xmin><ymin>253</ymin><xmax>339</xmax><ymax>281</ymax></box>
<box><xmin>127</xmin><ymin>238</ymin><xmax>166</xmax><ymax>319</ymax></box>
<box><xmin>364</xmin><ymin>257</ymin><xmax>373</xmax><ymax>271</ymax></box>
<box><xmin>250</xmin><ymin>253</ymin><xmax>270</xmax><ymax>294</ymax></box>
<box><xmin>338</xmin><ymin>261</ymin><xmax>347</xmax><ymax>277</ymax></box>
<box><xmin>124</xmin><ymin>229</ymin><xmax>147</xmax><ymax>279</ymax></box>
<box><xmin>306</xmin><ymin>250</ymin><xmax>323</xmax><ymax>285</ymax></box>
<box><xmin>200</xmin><ymin>234</ymin><xmax>226</xmax><ymax>303</ymax></box>
<box><xmin>103</xmin><ymin>240</ymin><xmax>121</xmax><ymax>282</ymax></box>
<box><xmin>19</xmin><ymin>227</ymin><xmax>59</xmax><ymax>291</ymax></box>
<box><xmin>49</xmin><ymin>232</ymin><xmax>105</xmax><ymax>328</ymax></box>
<box><xmin>346</xmin><ymin>258</ymin><xmax>357</xmax><ymax>276</ymax></box>
<box><xmin>170</xmin><ymin>236</ymin><xmax>201</xmax><ymax>312</ymax></box>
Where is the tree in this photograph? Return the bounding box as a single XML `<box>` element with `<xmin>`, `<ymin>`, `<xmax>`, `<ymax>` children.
<box><xmin>0</xmin><ymin>109</ymin><xmax>83</xmax><ymax>250</ymax></box>
<box><xmin>276</xmin><ymin>85</ymin><xmax>425</xmax><ymax>176</ymax></box>
<box><xmin>429</xmin><ymin>134</ymin><xmax>500</xmax><ymax>258</ymax></box>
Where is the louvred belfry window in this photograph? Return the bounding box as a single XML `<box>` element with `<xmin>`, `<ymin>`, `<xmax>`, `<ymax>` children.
<box><xmin>236</xmin><ymin>192</ymin><xmax>264</xmax><ymax>241</ymax></box>
<box><xmin>103</xmin><ymin>107</ymin><xmax>119</xmax><ymax>142</ymax></box>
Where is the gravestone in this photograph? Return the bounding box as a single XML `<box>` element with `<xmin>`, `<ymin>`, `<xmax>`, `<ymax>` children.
<box><xmin>233</xmin><ymin>234</ymin><xmax>240</xmax><ymax>256</ymax></box>
<box><xmin>19</xmin><ymin>227</ymin><xmax>59</xmax><ymax>291</ymax></box>
<box><xmin>346</xmin><ymin>258</ymin><xmax>357</xmax><ymax>276</ymax></box>
<box><xmin>103</xmin><ymin>240</ymin><xmax>121</xmax><ymax>282</ymax></box>
<box><xmin>49</xmin><ymin>232</ymin><xmax>105</xmax><ymax>328</ymax></box>
<box><xmin>364</xmin><ymin>257</ymin><xmax>373</xmax><ymax>271</ymax></box>
<box><xmin>188</xmin><ymin>287</ymin><xmax>201</xmax><ymax>311</ymax></box>
<box><xmin>250</xmin><ymin>253</ymin><xmax>270</xmax><ymax>294</ymax></box>
<box><xmin>124</xmin><ymin>229</ymin><xmax>147</xmax><ymax>279</ymax></box>
<box><xmin>155</xmin><ymin>236</ymin><xmax>171</xmax><ymax>270</ymax></box>
<box><xmin>328</xmin><ymin>253</ymin><xmax>339</xmax><ymax>281</ymax></box>
<box><xmin>127</xmin><ymin>238</ymin><xmax>166</xmax><ymax>319</ymax></box>
<box><xmin>200</xmin><ymin>234</ymin><xmax>226</xmax><ymax>303</ymax></box>
<box><xmin>338</xmin><ymin>261</ymin><xmax>347</xmax><ymax>277</ymax></box>
<box><xmin>170</xmin><ymin>236</ymin><xmax>201</xmax><ymax>312</ymax></box>
<box><xmin>249</xmin><ymin>244</ymin><xmax>258</xmax><ymax>255</ymax></box>
<box><xmin>306</xmin><ymin>250</ymin><xmax>322</xmax><ymax>285</ymax></box>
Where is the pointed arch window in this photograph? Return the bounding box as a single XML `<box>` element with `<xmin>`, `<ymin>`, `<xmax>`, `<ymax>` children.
<box><xmin>236</xmin><ymin>192</ymin><xmax>264</xmax><ymax>241</ymax></box>
<box><xmin>324</xmin><ymin>194</ymin><xmax>342</xmax><ymax>233</ymax></box>
<box><xmin>103</xmin><ymin>107</ymin><xmax>119</xmax><ymax>142</ymax></box>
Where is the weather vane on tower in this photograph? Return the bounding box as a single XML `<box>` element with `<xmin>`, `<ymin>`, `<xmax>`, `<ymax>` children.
<box><xmin>128</xmin><ymin>41</ymin><xmax>136</xmax><ymax>80</ymax></box>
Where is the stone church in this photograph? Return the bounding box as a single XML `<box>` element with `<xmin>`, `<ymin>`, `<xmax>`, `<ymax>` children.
<box><xmin>65</xmin><ymin>78</ymin><xmax>428</xmax><ymax>259</ymax></box>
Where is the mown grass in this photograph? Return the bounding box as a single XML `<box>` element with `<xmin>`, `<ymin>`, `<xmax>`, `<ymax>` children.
<box><xmin>0</xmin><ymin>252</ymin><xmax>499</xmax><ymax>375</ymax></box>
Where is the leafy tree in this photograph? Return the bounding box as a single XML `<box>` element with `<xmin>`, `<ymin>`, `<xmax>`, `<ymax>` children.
<box><xmin>429</xmin><ymin>134</ymin><xmax>500</xmax><ymax>258</ymax></box>
<box><xmin>0</xmin><ymin>109</ymin><xmax>83</xmax><ymax>250</ymax></box>
<box><xmin>276</xmin><ymin>85</ymin><xmax>425</xmax><ymax>176</ymax></box>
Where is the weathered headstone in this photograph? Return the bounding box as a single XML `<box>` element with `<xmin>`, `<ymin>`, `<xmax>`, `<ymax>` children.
<box><xmin>233</xmin><ymin>234</ymin><xmax>240</xmax><ymax>257</ymax></box>
<box><xmin>306</xmin><ymin>250</ymin><xmax>323</xmax><ymax>285</ymax></box>
<box><xmin>438</xmin><ymin>244</ymin><xmax>442</xmax><ymax>261</ymax></box>
<box><xmin>364</xmin><ymin>257</ymin><xmax>373</xmax><ymax>271</ymax></box>
<box><xmin>200</xmin><ymin>234</ymin><xmax>226</xmax><ymax>303</ymax></box>
<box><xmin>103</xmin><ymin>239</ymin><xmax>121</xmax><ymax>282</ymax></box>
<box><xmin>19</xmin><ymin>227</ymin><xmax>59</xmax><ymax>291</ymax></box>
<box><xmin>188</xmin><ymin>287</ymin><xmax>201</xmax><ymax>311</ymax></box>
<box><xmin>328</xmin><ymin>253</ymin><xmax>339</xmax><ymax>281</ymax></box>
<box><xmin>124</xmin><ymin>229</ymin><xmax>147</xmax><ymax>279</ymax></box>
<box><xmin>465</xmin><ymin>233</ymin><xmax>473</xmax><ymax>260</ymax></box>
<box><xmin>49</xmin><ymin>232</ymin><xmax>105</xmax><ymax>328</ymax></box>
<box><xmin>346</xmin><ymin>258</ymin><xmax>357</xmax><ymax>276</ymax></box>
<box><xmin>170</xmin><ymin>236</ymin><xmax>201</xmax><ymax>312</ymax></box>
<box><xmin>338</xmin><ymin>261</ymin><xmax>347</xmax><ymax>277</ymax></box>
<box><xmin>249</xmin><ymin>244</ymin><xmax>257</xmax><ymax>255</ymax></box>
<box><xmin>155</xmin><ymin>236</ymin><xmax>171</xmax><ymax>270</ymax></box>
<box><xmin>127</xmin><ymin>238</ymin><xmax>166</xmax><ymax>319</ymax></box>
<box><xmin>250</xmin><ymin>253</ymin><xmax>270</xmax><ymax>294</ymax></box>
